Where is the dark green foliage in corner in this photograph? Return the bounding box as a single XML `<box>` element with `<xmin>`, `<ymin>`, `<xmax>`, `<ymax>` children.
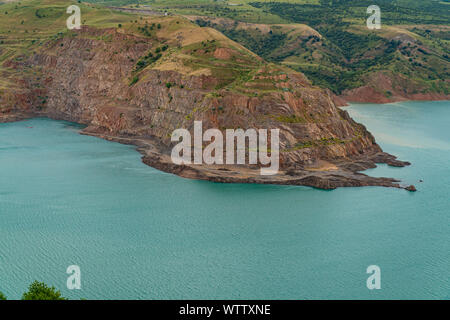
<box><xmin>21</xmin><ymin>281</ymin><xmax>67</xmax><ymax>300</ymax></box>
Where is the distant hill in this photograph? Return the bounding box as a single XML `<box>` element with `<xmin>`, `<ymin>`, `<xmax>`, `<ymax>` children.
<box><xmin>110</xmin><ymin>0</ymin><xmax>450</xmax><ymax>103</ymax></box>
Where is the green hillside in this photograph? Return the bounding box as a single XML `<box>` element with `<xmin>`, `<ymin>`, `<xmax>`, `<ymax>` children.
<box><xmin>87</xmin><ymin>0</ymin><xmax>449</xmax><ymax>96</ymax></box>
<box><xmin>246</xmin><ymin>0</ymin><xmax>450</xmax><ymax>94</ymax></box>
<box><xmin>1</xmin><ymin>0</ymin><xmax>449</xmax><ymax>97</ymax></box>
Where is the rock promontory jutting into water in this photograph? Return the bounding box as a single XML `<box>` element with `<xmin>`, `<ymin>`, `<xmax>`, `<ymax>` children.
<box><xmin>0</xmin><ymin>5</ymin><xmax>412</xmax><ymax>190</ymax></box>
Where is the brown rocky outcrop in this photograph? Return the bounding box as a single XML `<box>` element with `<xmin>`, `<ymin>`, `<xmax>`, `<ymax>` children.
<box><xmin>0</xmin><ymin>25</ymin><xmax>412</xmax><ymax>190</ymax></box>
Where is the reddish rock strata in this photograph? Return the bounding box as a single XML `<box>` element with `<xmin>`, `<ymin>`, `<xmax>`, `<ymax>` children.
<box><xmin>0</xmin><ymin>26</ymin><xmax>414</xmax><ymax>190</ymax></box>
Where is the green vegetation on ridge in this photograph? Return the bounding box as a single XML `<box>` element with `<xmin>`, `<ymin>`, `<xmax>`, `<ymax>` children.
<box><xmin>0</xmin><ymin>0</ymin><xmax>448</xmax><ymax>97</ymax></box>
<box><xmin>95</xmin><ymin>0</ymin><xmax>449</xmax><ymax>96</ymax></box>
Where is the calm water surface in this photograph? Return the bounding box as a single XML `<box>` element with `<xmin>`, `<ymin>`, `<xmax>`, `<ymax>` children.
<box><xmin>0</xmin><ymin>100</ymin><xmax>449</xmax><ymax>299</ymax></box>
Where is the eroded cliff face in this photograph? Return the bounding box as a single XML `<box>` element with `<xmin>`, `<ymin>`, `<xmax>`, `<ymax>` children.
<box><xmin>0</xmin><ymin>25</ymin><xmax>411</xmax><ymax>190</ymax></box>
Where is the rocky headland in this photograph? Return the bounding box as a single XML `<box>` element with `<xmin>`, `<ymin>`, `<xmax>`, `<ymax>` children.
<box><xmin>0</xmin><ymin>15</ymin><xmax>413</xmax><ymax>191</ymax></box>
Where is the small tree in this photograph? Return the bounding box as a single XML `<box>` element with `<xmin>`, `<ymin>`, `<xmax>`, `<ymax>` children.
<box><xmin>22</xmin><ymin>281</ymin><xmax>66</xmax><ymax>300</ymax></box>
<box><xmin>0</xmin><ymin>291</ymin><xmax>6</xmax><ymax>300</ymax></box>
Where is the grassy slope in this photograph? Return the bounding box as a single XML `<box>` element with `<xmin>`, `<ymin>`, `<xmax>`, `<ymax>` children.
<box><xmin>87</xmin><ymin>0</ymin><xmax>450</xmax><ymax>96</ymax></box>
<box><xmin>246</xmin><ymin>0</ymin><xmax>450</xmax><ymax>95</ymax></box>
<box><xmin>0</xmin><ymin>0</ymin><xmax>136</xmax><ymax>89</ymax></box>
<box><xmin>0</xmin><ymin>0</ymin><xmax>297</xmax><ymax>103</ymax></box>
<box><xmin>1</xmin><ymin>0</ymin><xmax>448</xmax><ymax>97</ymax></box>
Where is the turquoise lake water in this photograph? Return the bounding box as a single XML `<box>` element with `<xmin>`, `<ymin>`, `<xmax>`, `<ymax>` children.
<box><xmin>0</xmin><ymin>100</ymin><xmax>449</xmax><ymax>299</ymax></box>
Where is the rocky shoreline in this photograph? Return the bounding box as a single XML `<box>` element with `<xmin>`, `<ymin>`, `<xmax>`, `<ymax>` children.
<box><xmin>336</xmin><ymin>92</ymin><xmax>450</xmax><ymax>107</ymax></box>
<box><xmin>333</xmin><ymin>71</ymin><xmax>450</xmax><ymax>106</ymax></box>
<box><xmin>0</xmin><ymin>25</ymin><xmax>417</xmax><ymax>191</ymax></box>
<box><xmin>84</xmin><ymin>129</ymin><xmax>414</xmax><ymax>191</ymax></box>
<box><xmin>1</xmin><ymin>112</ymin><xmax>415</xmax><ymax>191</ymax></box>
<box><xmin>79</xmin><ymin>120</ymin><xmax>414</xmax><ymax>191</ymax></box>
